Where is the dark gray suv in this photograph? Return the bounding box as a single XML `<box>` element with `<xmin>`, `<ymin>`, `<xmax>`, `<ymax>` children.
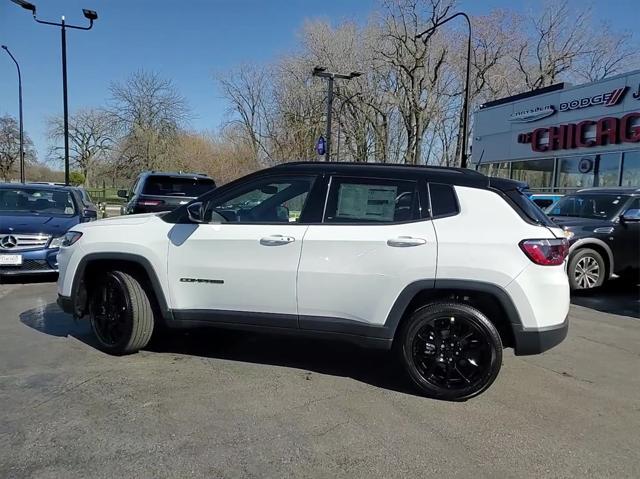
<box><xmin>547</xmin><ymin>187</ymin><xmax>640</xmax><ymax>290</ymax></box>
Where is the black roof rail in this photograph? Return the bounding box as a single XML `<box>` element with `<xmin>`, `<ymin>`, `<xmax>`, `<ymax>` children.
<box><xmin>272</xmin><ymin>161</ymin><xmax>483</xmax><ymax>175</ymax></box>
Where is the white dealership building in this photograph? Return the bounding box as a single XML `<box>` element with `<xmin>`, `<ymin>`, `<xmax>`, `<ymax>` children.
<box><xmin>471</xmin><ymin>69</ymin><xmax>640</xmax><ymax>192</ymax></box>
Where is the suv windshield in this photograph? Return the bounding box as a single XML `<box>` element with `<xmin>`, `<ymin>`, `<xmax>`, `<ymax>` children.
<box><xmin>142</xmin><ymin>176</ymin><xmax>216</xmax><ymax>197</ymax></box>
<box><xmin>548</xmin><ymin>194</ymin><xmax>629</xmax><ymax>220</ymax></box>
<box><xmin>0</xmin><ymin>188</ymin><xmax>76</xmax><ymax>216</ymax></box>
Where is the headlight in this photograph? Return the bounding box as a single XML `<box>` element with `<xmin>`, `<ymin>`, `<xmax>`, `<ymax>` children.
<box><xmin>562</xmin><ymin>228</ymin><xmax>574</xmax><ymax>240</ymax></box>
<box><xmin>50</xmin><ymin>231</ymin><xmax>83</xmax><ymax>249</ymax></box>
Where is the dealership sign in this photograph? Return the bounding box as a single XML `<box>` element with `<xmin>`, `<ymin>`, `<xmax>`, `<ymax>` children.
<box><xmin>517</xmin><ymin>112</ymin><xmax>640</xmax><ymax>152</ymax></box>
<box><xmin>509</xmin><ymin>105</ymin><xmax>556</xmax><ymax>123</ymax></box>
<box><xmin>559</xmin><ymin>87</ymin><xmax>628</xmax><ymax>112</ymax></box>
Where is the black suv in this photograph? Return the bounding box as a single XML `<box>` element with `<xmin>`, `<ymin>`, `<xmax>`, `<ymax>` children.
<box><xmin>547</xmin><ymin>187</ymin><xmax>640</xmax><ymax>290</ymax></box>
<box><xmin>119</xmin><ymin>172</ymin><xmax>216</xmax><ymax>215</ymax></box>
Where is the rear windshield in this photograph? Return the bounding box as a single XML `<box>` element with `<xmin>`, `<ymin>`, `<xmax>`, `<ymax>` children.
<box><xmin>142</xmin><ymin>176</ymin><xmax>216</xmax><ymax>197</ymax></box>
<box><xmin>505</xmin><ymin>189</ymin><xmax>555</xmax><ymax>226</ymax></box>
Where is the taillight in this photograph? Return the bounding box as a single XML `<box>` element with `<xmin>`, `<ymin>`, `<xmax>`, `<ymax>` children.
<box><xmin>519</xmin><ymin>238</ymin><xmax>569</xmax><ymax>266</ymax></box>
<box><xmin>138</xmin><ymin>200</ymin><xmax>163</xmax><ymax>206</ymax></box>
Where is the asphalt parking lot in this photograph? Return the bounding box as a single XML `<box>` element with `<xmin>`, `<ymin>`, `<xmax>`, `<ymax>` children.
<box><xmin>0</xmin><ymin>278</ymin><xmax>639</xmax><ymax>478</ymax></box>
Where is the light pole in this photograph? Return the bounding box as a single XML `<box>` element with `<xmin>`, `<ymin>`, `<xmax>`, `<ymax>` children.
<box><xmin>1</xmin><ymin>45</ymin><xmax>25</xmax><ymax>183</ymax></box>
<box><xmin>11</xmin><ymin>0</ymin><xmax>98</xmax><ymax>186</ymax></box>
<box><xmin>416</xmin><ymin>12</ymin><xmax>471</xmax><ymax>169</ymax></box>
<box><xmin>336</xmin><ymin>92</ymin><xmax>362</xmax><ymax>162</ymax></box>
<box><xmin>312</xmin><ymin>67</ymin><xmax>362</xmax><ymax>161</ymax></box>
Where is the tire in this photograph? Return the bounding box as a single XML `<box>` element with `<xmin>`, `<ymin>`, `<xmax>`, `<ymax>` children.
<box><xmin>568</xmin><ymin>248</ymin><xmax>606</xmax><ymax>291</ymax></box>
<box><xmin>396</xmin><ymin>302</ymin><xmax>503</xmax><ymax>401</ymax></box>
<box><xmin>89</xmin><ymin>270</ymin><xmax>154</xmax><ymax>355</ymax></box>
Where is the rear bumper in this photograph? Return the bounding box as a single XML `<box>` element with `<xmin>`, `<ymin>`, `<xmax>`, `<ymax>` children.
<box><xmin>57</xmin><ymin>294</ymin><xmax>74</xmax><ymax>315</ymax></box>
<box><xmin>512</xmin><ymin>316</ymin><xmax>569</xmax><ymax>355</ymax></box>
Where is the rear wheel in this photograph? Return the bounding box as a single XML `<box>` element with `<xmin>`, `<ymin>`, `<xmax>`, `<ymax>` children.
<box><xmin>397</xmin><ymin>302</ymin><xmax>502</xmax><ymax>401</ymax></box>
<box><xmin>568</xmin><ymin>248</ymin><xmax>606</xmax><ymax>291</ymax></box>
<box><xmin>89</xmin><ymin>270</ymin><xmax>154</xmax><ymax>354</ymax></box>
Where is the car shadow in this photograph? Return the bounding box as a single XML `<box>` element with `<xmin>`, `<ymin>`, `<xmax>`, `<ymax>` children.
<box><xmin>19</xmin><ymin>302</ymin><xmax>419</xmax><ymax>397</ymax></box>
<box><xmin>19</xmin><ymin>302</ymin><xmax>99</xmax><ymax>348</ymax></box>
<box><xmin>571</xmin><ymin>278</ymin><xmax>640</xmax><ymax>319</ymax></box>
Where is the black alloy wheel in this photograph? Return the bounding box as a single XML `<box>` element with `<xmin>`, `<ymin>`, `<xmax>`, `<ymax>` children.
<box><xmin>89</xmin><ymin>270</ymin><xmax>154</xmax><ymax>354</ymax></box>
<box><xmin>398</xmin><ymin>302</ymin><xmax>502</xmax><ymax>400</ymax></box>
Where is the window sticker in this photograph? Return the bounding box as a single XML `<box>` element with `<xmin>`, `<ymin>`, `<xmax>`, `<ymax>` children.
<box><xmin>336</xmin><ymin>184</ymin><xmax>398</xmax><ymax>221</ymax></box>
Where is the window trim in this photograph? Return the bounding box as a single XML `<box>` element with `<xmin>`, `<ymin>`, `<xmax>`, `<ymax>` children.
<box><xmin>427</xmin><ymin>182</ymin><xmax>461</xmax><ymax>219</ymax></box>
<box><xmin>196</xmin><ymin>173</ymin><xmax>319</xmax><ymax>226</ymax></box>
<box><xmin>320</xmin><ymin>175</ymin><xmax>425</xmax><ymax>226</ymax></box>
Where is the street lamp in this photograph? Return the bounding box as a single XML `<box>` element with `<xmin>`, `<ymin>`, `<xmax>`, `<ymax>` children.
<box><xmin>313</xmin><ymin>67</ymin><xmax>362</xmax><ymax>161</ymax></box>
<box><xmin>11</xmin><ymin>0</ymin><xmax>98</xmax><ymax>185</ymax></box>
<box><xmin>1</xmin><ymin>45</ymin><xmax>25</xmax><ymax>183</ymax></box>
<box><xmin>416</xmin><ymin>12</ymin><xmax>471</xmax><ymax>169</ymax></box>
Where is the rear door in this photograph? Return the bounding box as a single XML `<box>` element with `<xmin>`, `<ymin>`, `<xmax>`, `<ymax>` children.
<box><xmin>297</xmin><ymin>175</ymin><xmax>437</xmax><ymax>330</ymax></box>
<box><xmin>613</xmin><ymin>197</ymin><xmax>640</xmax><ymax>272</ymax></box>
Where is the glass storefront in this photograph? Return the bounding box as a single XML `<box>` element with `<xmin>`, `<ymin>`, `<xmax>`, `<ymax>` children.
<box><xmin>475</xmin><ymin>149</ymin><xmax>639</xmax><ymax>191</ymax></box>
<box><xmin>557</xmin><ymin>156</ymin><xmax>595</xmax><ymax>190</ymax></box>
<box><xmin>595</xmin><ymin>154</ymin><xmax>621</xmax><ymax>187</ymax></box>
<box><xmin>511</xmin><ymin>159</ymin><xmax>554</xmax><ymax>189</ymax></box>
<box><xmin>477</xmin><ymin>162</ymin><xmax>510</xmax><ymax>178</ymax></box>
<box><xmin>622</xmin><ymin>151</ymin><xmax>640</xmax><ymax>187</ymax></box>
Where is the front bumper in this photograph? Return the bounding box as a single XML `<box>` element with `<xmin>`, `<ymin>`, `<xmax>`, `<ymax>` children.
<box><xmin>0</xmin><ymin>248</ymin><xmax>59</xmax><ymax>275</ymax></box>
<box><xmin>512</xmin><ymin>316</ymin><xmax>569</xmax><ymax>355</ymax></box>
<box><xmin>57</xmin><ymin>294</ymin><xmax>74</xmax><ymax>314</ymax></box>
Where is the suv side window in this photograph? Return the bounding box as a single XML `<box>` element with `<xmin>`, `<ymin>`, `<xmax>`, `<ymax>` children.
<box><xmin>428</xmin><ymin>183</ymin><xmax>459</xmax><ymax>218</ymax></box>
<box><xmin>202</xmin><ymin>175</ymin><xmax>315</xmax><ymax>224</ymax></box>
<box><xmin>323</xmin><ymin>176</ymin><xmax>420</xmax><ymax>224</ymax></box>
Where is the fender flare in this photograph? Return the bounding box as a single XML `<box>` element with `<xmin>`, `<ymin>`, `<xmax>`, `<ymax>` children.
<box><xmin>71</xmin><ymin>252</ymin><xmax>173</xmax><ymax>321</ymax></box>
<box><xmin>569</xmin><ymin>238</ymin><xmax>615</xmax><ymax>278</ymax></box>
<box><xmin>383</xmin><ymin>278</ymin><xmax>523</xmax><ymax>338</ymax></box>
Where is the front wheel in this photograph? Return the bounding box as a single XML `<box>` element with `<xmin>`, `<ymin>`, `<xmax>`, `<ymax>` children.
<box><xmin>89</xmin><ymin>270</ymin><xmax>154</xmax><ymax>355</ymax></box>
<box><xmin>568</xmin><ymin>248</ymin><xmax>606</xmax><ymax>291</ymax></box>
<box><xmin>397</xmin><ymin>302</ymin><xmax>503</xmax><ymax>401</ymax></box>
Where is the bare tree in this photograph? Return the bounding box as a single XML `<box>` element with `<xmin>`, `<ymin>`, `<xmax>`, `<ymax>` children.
<box><xmin>47</xmin><ymin>108</ymin><xmax>113</xmax><ymax>186</ymax></box>
<box><xmin>0</xmin><ymin>115</ymin><xmax>36</xmax><ymax>181</ymax></box>
<box><xmin>108</xmin><ymin>70</ymin><xmax>189</xmax><ymax>176</ymax></box>
<box><xmin>514</xmin><ymin>1</ymin><xmax>592</xmax><ymax>90</ymax></box>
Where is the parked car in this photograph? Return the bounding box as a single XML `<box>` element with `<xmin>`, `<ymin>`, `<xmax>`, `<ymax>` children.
<box><xmin>547</xmin><ymin>187</ymin><xmax>640</xmax><ymax>290</ymax></box>
<box><xmin>71</xmin><ymin>187</ymin><xmax>99</xmax><ymax>216</ymax></box>
<box><xmin>56</xmin><ymin>162</ymin><xmax>570</xmax><ymax>400</ymax></box>
<box><xmin>119</xmin><ymin>172</ymin><xmax>216</xmax><ymax>215</ymax></box>
<box><xmin>0</xmin><ymin>184</ymin><xmax>97</xmax><ymax>276</ymax></box>
<box><xmin>528</xmin><ymin>193</ymin><xmax>563</xmax><ymax>210</ymax></box>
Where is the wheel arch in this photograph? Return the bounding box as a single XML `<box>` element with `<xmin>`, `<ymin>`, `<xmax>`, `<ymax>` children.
<box><xmin>385</xmin><ymin>279</ymin><xmax>521</xmax><ymax>349</ymax></box>
<box><xmin>569</xmin><ymin>238</ymin><xmax>613</xmax><ymax>279</ymax></box>
<box><xmin>71</xmin><ymin>252</ymin><xmax>172</xmax><ymax>322</ymax></box>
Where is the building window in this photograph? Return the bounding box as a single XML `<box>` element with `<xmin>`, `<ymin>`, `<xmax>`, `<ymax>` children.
<box><xmin>622</xmin><ymin>151</ymin><xmax>640</xmax><ymax>187</ymax></box>
<box><xmin>594</xmin><ymin>153</ymin><xmax>621</xmax><ymax>187</ymax></box>
<box><xmin>510</xmin><ymin>158</ymin><xmax>554</xmax><ymax>190</ymax></box>
<box><xmin>477</xmin><ymin>162</ymin><xmax>510</xmax><ymax>178</ymax></box>
<box><xmin>556</xmin><ymin>156</ymin><xmax>595</xmax><ymax>191</ymax></box>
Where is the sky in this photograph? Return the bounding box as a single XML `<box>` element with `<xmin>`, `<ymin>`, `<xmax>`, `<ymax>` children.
<box><xmin>1</xmin><ymin>0</ymin><xmax>638</xmax><ymax>162</ymax></box>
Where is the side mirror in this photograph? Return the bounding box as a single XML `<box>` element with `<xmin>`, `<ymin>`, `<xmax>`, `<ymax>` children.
<box><xmin>276</xmin><ymin>205</ymin><xmax>290</xmax><ymax>221</ymax></box>
<box><xmin>83</xmin><ymin>209</ymin><xmax>98</xmax><ymax>221</ymax></box>
<box><xmin>117</xmin><ymin>189</ymin><xmax>128</xmax><ymax>199</ymax></box>
<box><xmin>187</xmin><ymin>202</ymin><xmax>205</xmax><ymax>223</ymax></box>
<box><xmin>621</xmin><ymin>208</ymin><xmax>640</xmax><ymax>223</ymax></box>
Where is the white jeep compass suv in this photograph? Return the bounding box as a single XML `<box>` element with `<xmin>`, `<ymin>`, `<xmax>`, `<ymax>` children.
<box><xmin>57</xmin><ymin>162</ymin><xmax>570</xmax><ymax>400</ymax></box>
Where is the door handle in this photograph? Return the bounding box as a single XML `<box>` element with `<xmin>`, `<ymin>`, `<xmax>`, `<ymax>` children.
<box><xmin>260</xmin><ymin>235</ymin><xmax>295</xmax><ymax>246</ymax></box>
<box><xmin>387</xmin><ymin>236</ymin><xmax>427</xmax><ymax>247</ymax></box>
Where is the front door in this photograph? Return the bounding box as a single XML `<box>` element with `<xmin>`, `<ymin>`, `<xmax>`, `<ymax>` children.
<box><xmin>167</xmin><ymin>174</ymin><xmax>316</xmax><ymax>320</ymax></box>
<box><xmin>297</xmin><ymin>175</ymin><xmax>437</xmax><ymax>330</ymax></box>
